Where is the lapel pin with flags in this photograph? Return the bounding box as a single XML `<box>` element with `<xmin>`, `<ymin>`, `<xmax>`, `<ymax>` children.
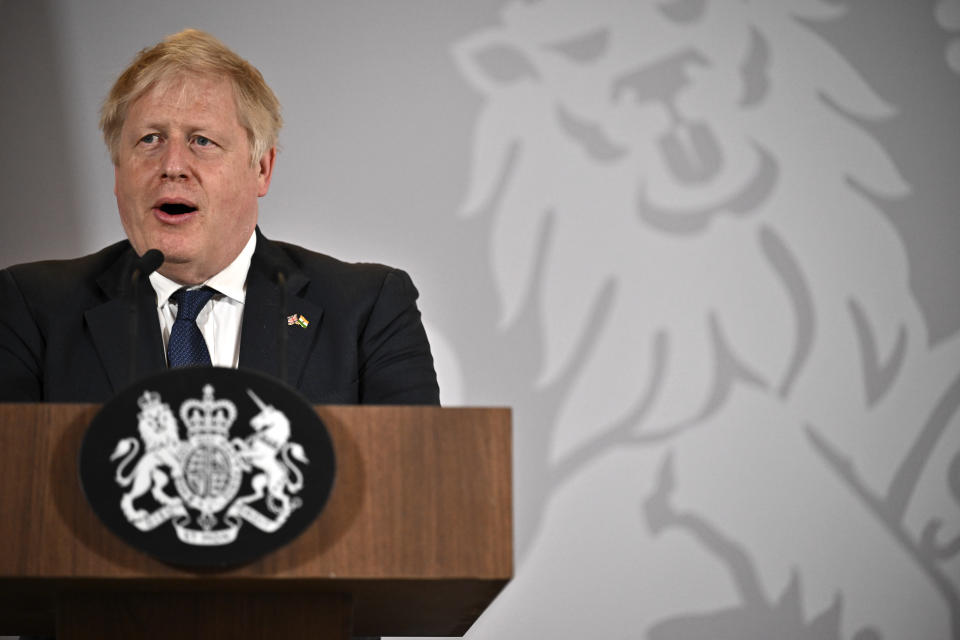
<box><xmin>286</xmin><ymin>314</ymin><xmax>309</xmax><ymax>328</ymax></box>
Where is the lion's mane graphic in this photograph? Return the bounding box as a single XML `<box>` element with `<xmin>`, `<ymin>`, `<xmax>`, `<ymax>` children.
<box><xmin>455</xmin><ymin>0</ymin><xmax>923</xmax><ymax>455</ymax></box>
<box><xmin>936</xmin><ymin>0</ymin><xmax>960</xmax><ymax>75</ymax></box>
<box><xmin>454</xmin><ymin>0</ymin><xmax>960</xmax><ymax>637</ymax></box>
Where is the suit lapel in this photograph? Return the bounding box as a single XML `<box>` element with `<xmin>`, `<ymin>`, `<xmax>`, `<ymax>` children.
<box><xmin>239</xmin><ymin>232</ymin><xmax>324</xmax><ymax>389</ymax></box>
<box><xmin>82</xmin><ymin>233</ymin><xmax>322</xmax><ymax>393</ymax></box>
<box><xmin>85</xmin><ymin>248</ymin><xmax>166</xmax><ymax>393</ymax></box>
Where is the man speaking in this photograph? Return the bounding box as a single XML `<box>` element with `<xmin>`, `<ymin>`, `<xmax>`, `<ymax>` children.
<box><xmin>0</xmin><ymin>29</ymin><xmax>439</xmax><ymax>405</ymax></box>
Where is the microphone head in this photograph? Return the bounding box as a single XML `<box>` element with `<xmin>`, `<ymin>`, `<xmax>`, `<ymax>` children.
<box><xmin>138</xmin><ymin>249</ymin><xmax>165</xmax><ymax>276</ymax></box>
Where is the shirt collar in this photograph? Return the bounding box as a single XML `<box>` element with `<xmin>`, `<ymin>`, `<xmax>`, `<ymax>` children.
<box><xmin>148</xmin><ymin>231</ymin><xmax>257</xmax><ymax>307</ymax></box>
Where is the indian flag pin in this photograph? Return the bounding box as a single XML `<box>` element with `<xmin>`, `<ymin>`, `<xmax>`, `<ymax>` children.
<box><xmin>287</xmin><ymin>314</ymin><xmax>310</xmax><ymax>328</ymax></box>
<box><xmin>296</xmin><ymin>314</ymin><xmax>310</xmax><ymax>328</ymax></box>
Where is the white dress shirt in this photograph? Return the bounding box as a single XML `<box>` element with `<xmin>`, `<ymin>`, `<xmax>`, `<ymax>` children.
<box><xmin>148</xmin><ymin>231</ymin><xmax>256</xmax><ymax>367</ymax></box>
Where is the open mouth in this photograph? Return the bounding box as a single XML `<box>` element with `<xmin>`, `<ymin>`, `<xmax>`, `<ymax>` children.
<box><xmin>158</xmin><ymin>202</ymin><xmax>198</xmax><ymax>215</ymax></box>
<box><xmin>636</xmin><ymin>143</ymin><xmax>778</xmax><ymax>234</ymax></box>
<box><xmin>659</xmin><ymin>120</ymin><xmax>722</xmax><ymax>185</ymax></box>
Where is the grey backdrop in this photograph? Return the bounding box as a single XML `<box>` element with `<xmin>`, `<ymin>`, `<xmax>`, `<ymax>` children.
<box><xmin>3</xmin><ymin>1</ymin><xmax>960</xmax><ymax>638</ymax></box>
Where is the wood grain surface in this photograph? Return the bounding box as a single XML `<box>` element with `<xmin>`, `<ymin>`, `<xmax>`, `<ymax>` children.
<box><xmin>0</xmin><ymin>404</ymin><xmax>512</xmax><ymax>637</ymax></box>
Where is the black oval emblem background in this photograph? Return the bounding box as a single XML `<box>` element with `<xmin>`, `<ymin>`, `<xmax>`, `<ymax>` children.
<box><xmin>79</xmin><ymin>367</ymin><xmax>335</xmax><ymax>568</ymax></box>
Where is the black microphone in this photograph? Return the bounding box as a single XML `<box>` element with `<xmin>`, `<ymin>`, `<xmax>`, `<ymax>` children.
<box><xmin>132</xmin><ymin>249</ymin><xmax>165</xmax><ymax>284</ymax></box>
<box><xmin>129</xmin><ymin>249</ymin><xmax>165</xmax><ymax>385</ymax></box>
<box><xmin>276</xmin><ymin>269</ymin><xmax>288</xmax><ymax>386</ymax></box>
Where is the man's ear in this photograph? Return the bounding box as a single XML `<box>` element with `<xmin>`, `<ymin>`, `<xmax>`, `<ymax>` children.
<box><xmin>257</xmin><ymin>147</ymin><xmax>277</xmax><ymax>197</ymax></box>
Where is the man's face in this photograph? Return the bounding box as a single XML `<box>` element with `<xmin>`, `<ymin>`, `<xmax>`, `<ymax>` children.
<box><xmin>114</xmin><ymin>73</ymin><xmax>275</xmax><ymax>284</ymax></box>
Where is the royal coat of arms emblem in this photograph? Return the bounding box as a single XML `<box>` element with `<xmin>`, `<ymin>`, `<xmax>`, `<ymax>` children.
<box><xmin>110</xmin><ymin>384</ymin><xmax>309</xmax><ymax>546</ymax></box>
<box><xmin>80</xmin><ymin>367</ymin><xmax>335</xmax><ymax>567</ymax></box>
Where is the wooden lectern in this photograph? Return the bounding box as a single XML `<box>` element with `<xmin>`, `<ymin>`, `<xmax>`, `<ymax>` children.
<box><xmin>0</xmin><ymin>405</ymin><xmax>512</xmax><ymax>638</ymax></box>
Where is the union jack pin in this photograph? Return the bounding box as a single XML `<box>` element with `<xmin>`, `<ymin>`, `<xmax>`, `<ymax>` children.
<box><xmin>287</xmin><ymin>314</ymin><xmax>309</xmax><ymax>328</ymax></box>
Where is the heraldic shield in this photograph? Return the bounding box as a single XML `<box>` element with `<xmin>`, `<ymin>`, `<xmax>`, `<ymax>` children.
<box><xmin>79</xmin><ymin>367</ymin><xmax>335</xmax><ymax>568</ymax></box>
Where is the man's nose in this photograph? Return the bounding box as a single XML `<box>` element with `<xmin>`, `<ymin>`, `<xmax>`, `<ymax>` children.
<box><xmin>160</xmin><ymin>140</ymin><xmax>190</xmax><ymax>180</ymax></box>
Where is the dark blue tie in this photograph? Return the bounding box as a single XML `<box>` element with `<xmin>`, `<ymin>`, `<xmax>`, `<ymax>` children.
<box><xmin>168</xmin><ymin>287</ymin><xmax>215</xmax><ymax>368</ymax></box>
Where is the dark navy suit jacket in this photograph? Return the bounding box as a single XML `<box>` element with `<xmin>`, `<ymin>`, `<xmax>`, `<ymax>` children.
<box><xmin>0</xmin><ymin>229</ymin><xmax>439</xmax><ymax>404</ymax></box>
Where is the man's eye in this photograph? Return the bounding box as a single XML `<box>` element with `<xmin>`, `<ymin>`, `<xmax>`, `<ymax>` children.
<box><xmin>194</xmin><ymin>136</ymin><xmax>213</xmax><ymax>147</ymax></box>
<box><xmin>140</xmin><ymin>134</ymin><xmax>159</xmax><ymax>144</ymax></box>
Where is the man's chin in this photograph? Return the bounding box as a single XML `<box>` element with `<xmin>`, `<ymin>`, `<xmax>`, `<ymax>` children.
<box><xmin>141</xmin><ymin>230</ymin><xmax>201</xmax><ymax>259</ymax></box>
<box><xmin>150</xmin><ymin>250</ymin><xmax>208</xmax><ymax>285</ymax></box>
<box><xmin>156</xmin><ymin>263</ymin><xmax>209</xmax><ymax>286</ymax></box>
<box><xmin>147</xmin><ymin>248</ymin><xmax>189</xmax><ymax>267</ymax></box>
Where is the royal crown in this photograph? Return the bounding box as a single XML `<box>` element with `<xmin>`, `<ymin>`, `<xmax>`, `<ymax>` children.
<box><xmin>137</xmin><ymin>390</ymin><xmax>170</xmax><ymax>421</ymax></box>
<box><xmin>179</xmin><ymin>384</ymin><xmax>237</xmax><ymax>438</ymax></box>
<box><xmin>137</xmin><ymin>389</ymin><xmax>162</xmax><ymax>412</ymax></box>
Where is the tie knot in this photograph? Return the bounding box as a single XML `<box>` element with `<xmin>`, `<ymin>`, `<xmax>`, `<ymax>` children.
<box><xmin>172</xmin><ymin>287</ymin><xmax>215</xmax><ymax>322</ymax></box>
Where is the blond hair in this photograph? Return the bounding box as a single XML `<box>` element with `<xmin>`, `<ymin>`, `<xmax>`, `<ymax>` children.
<box><xmin>99</xmin><ymin>29</ymin><xmax>282</xmax><ymax>166</ymax></box>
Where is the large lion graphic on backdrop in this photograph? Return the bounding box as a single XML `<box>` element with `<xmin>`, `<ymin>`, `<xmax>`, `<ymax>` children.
<box><xmin>455</xmin><ymin>1</ymin><xmax>960</xmax><ymax>637</ymax></box>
